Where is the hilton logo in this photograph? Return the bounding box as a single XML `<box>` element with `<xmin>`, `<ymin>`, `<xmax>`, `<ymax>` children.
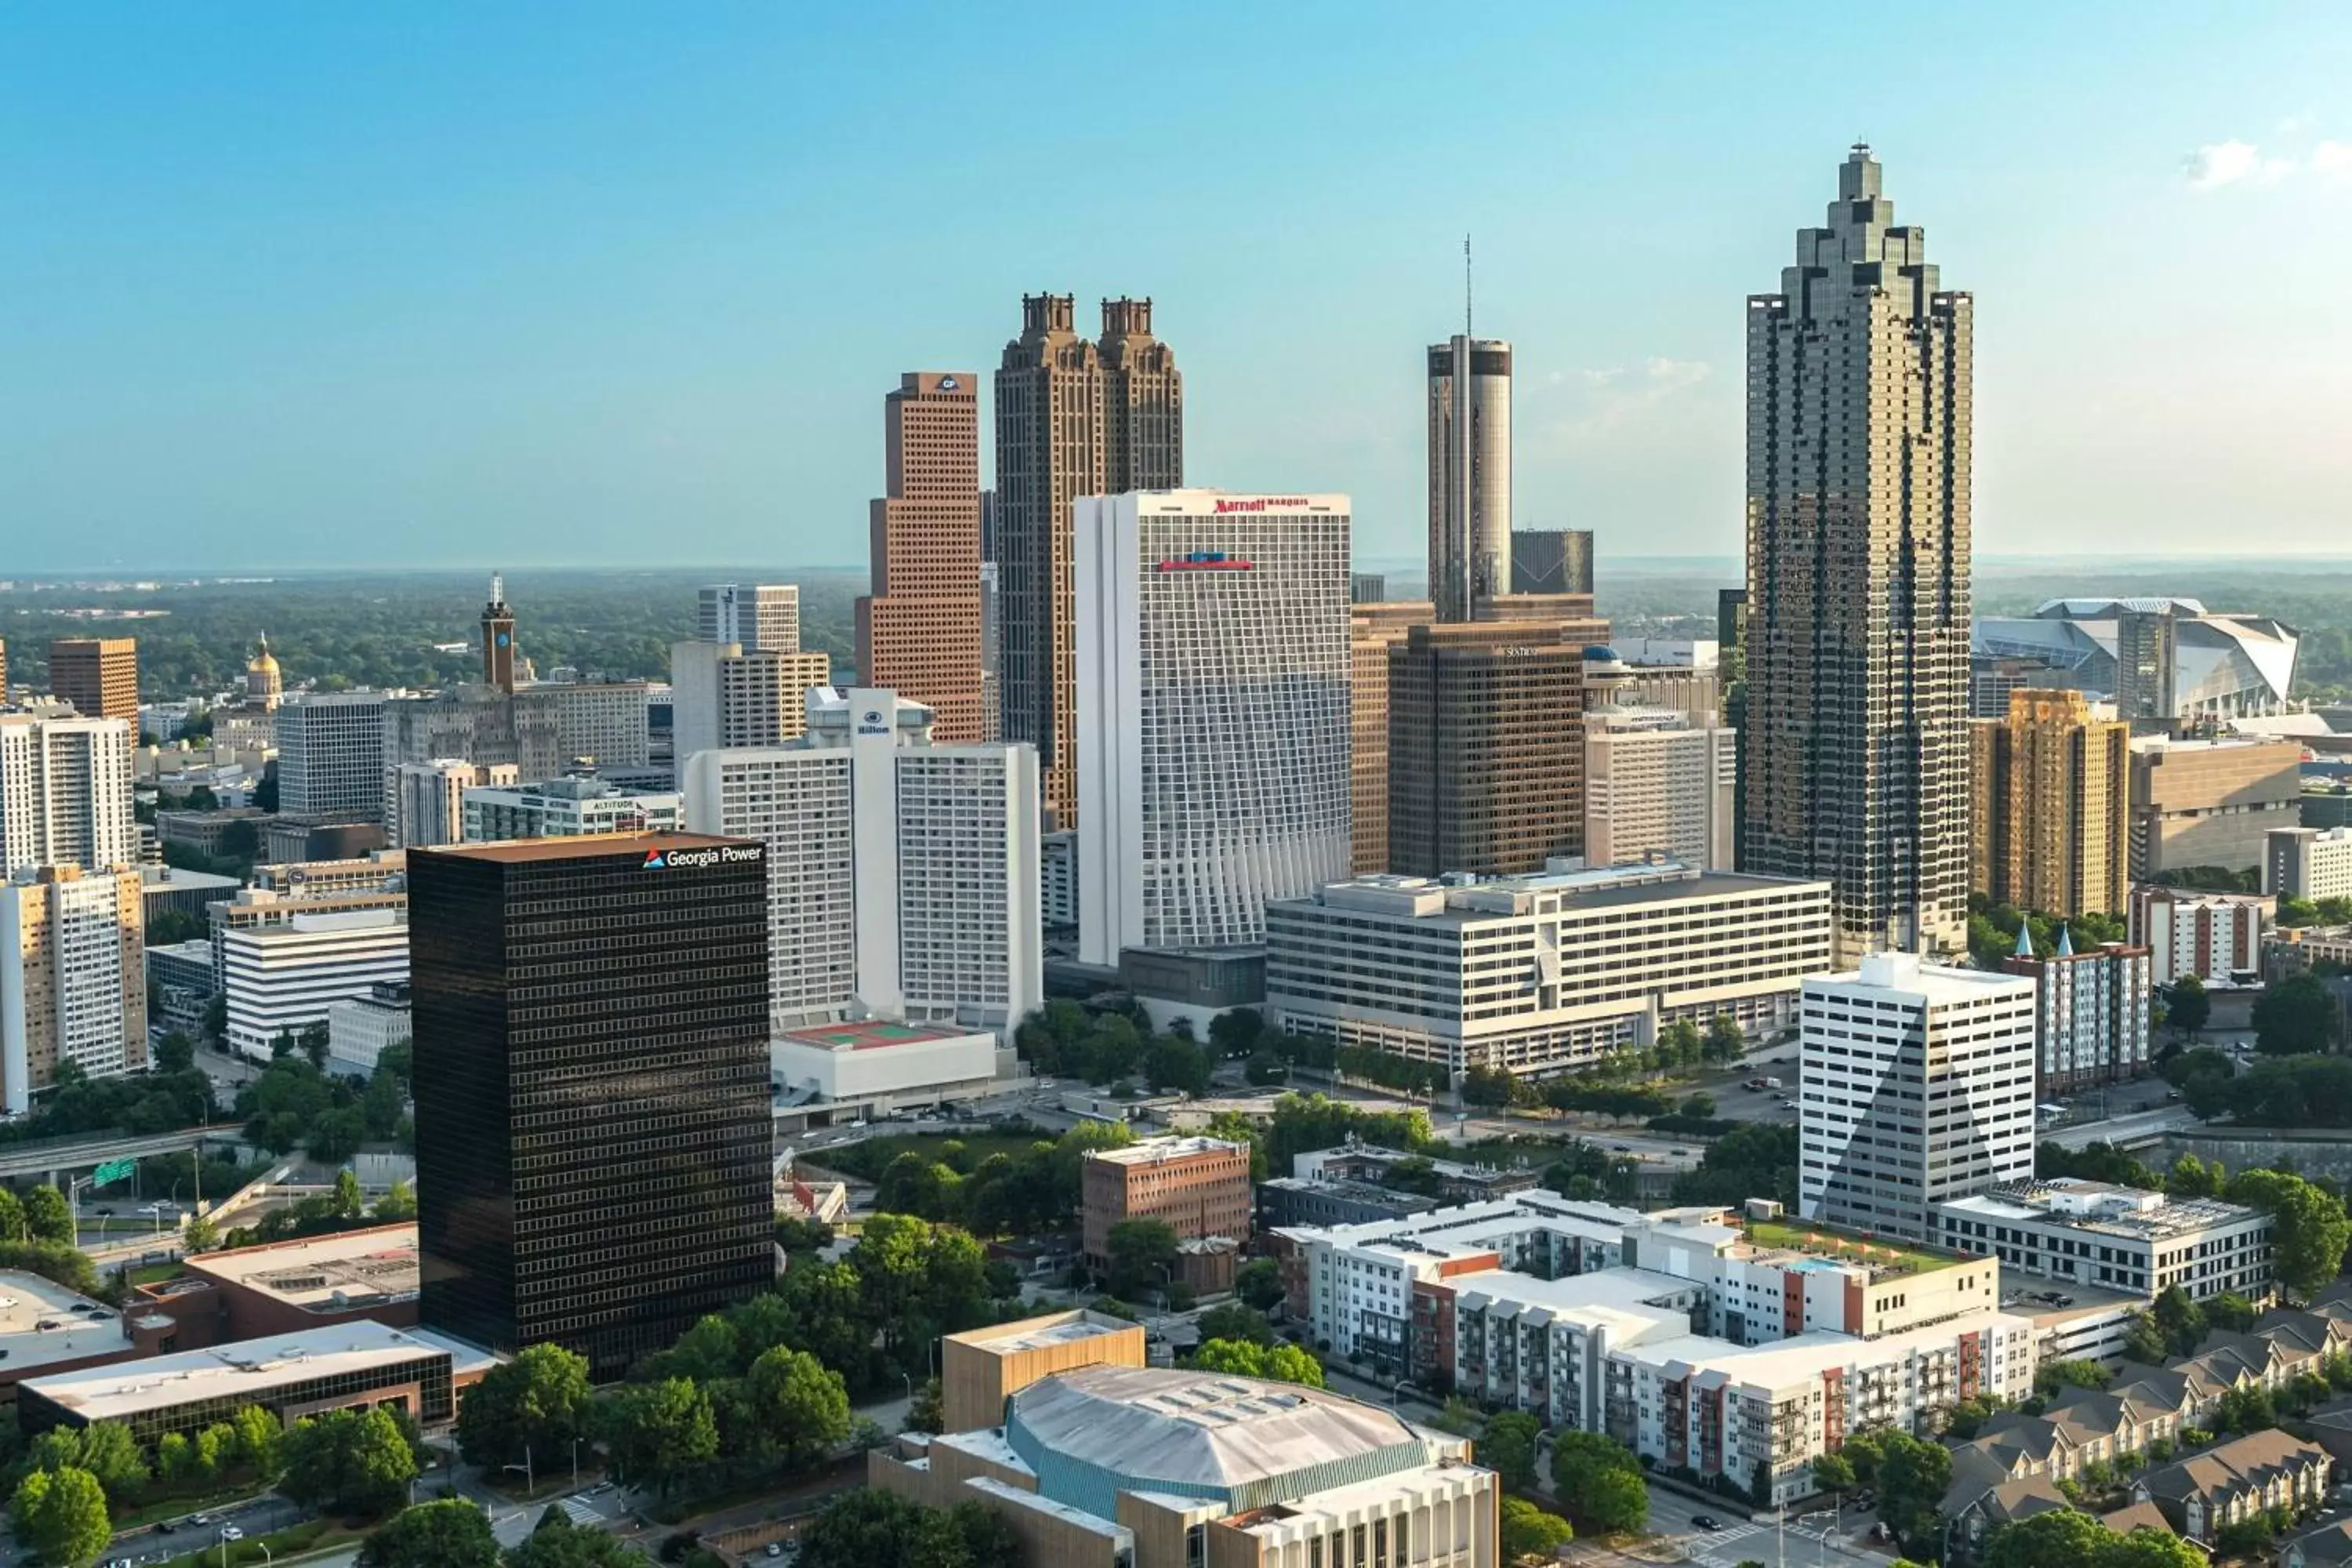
<box><xmin>857</xmin><ymin>709</ymin><xmax>890</xmax><ymax>736</ymax></box>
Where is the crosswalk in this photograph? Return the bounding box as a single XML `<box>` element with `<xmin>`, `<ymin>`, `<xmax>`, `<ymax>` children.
<box><xmin>1681</xmin><ymin>1522</ymin><xmax>1767</xmax><ymax>1568</ymax></box>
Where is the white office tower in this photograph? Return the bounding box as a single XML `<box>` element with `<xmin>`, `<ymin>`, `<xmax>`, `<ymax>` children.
<box><xmin>0</xmin><ymin>866</ymin><xmax>147</xmax><ymax>1112</ymax></box>
<box><xmin>683</xmin><ymin>687</ymin><xmax>1041</xmax><ymax>1037</ymax></box>
<box><xmin>0</xmin><ymin>714</ymin><xmax>136</xmax><ymax>877</ymax></box>
<box><xmin>695</xmin><ymin>584</ymin><xmax>800</xmax><ymax>652</ymax></box>
<box><xmin>276</xmin><ymin>691</ymin><xmax>390</xmax><ymax>822</ymax></box>
<box><xmin>669</xmin><ymin>641</ymin><xmax>833</xmax><ymax>764</ymax></box>
<box><xmin>1427</xmin><ymin>338</ymin><xmax>1512</xmax><ymax>624</ymax></box>
<box><xmin>1583</xmin><ymin>710</ymin><xmax>1737</xmax><ymax>871</ymax></box>
<box><xmin>220</xmin><ymin>907</ymin><xmax>409</xmax><ymax>1061</ymax></box>
<box><xmin>1799</xmin><ymin>953</ymin><xmax>2038</xmax><ymax>1240</ymax></box>
<box><xmin>1074</xmin><ymin>491</ymin><xmax>1352</xmax><ymax>967</ymax></box>
<box><xmin>386</xmin><ymin>760</ymin><xmax>518</xmax><ymax>849</ymax></box>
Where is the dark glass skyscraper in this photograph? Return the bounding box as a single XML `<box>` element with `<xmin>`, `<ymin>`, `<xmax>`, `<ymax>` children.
<box><xmin>410</xmin><ymin>833</ymin><xmax>772</xmax><ymax>1378</ymax></box>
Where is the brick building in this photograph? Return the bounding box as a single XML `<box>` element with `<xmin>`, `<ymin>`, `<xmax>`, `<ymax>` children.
<box><xmin>1080</xmin><ymin>1135</ymin><xmax>1252</xmax><ymax>1272</ymax></box>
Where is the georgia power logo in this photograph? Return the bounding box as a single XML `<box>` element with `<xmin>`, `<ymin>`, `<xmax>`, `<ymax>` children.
<box><xmin>643</xmin><ymin>849</ymin><xmax>669</xmax><ymax>869</ymax></box>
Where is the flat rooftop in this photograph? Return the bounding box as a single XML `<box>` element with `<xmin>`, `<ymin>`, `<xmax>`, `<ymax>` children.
<box><xmin>1940</xmin><ymin>1181</ymin><xmax>2261</xmax><ymax>1243</ymax></box>
<box><xmin>183</xmin><ymin>1223</ymin><xmax>418</xmax><ymax>1312</ymax></box>
<box><xmin>23</xmin><ymin>1319</ymin><xmax>449</xmax><ymax>1421</ymax></box>
<box><xmin>1088</xmin><ymin>1135</ymin><xmax>1249</xmax><ymax>1167</ymax></box>
<box><xmin>414</xmin><ymin>831</ymin><xmax>745</xmax><ymax>865</ymax></box>
<box><xmin>0</xmin><ymin>1272</ymin><xmax>127</xmax><ymax>1375</ymax></box>
<box><xmin>1621</xmin><ymin>1308</ymin><xmax>2036</xmax><ymax>1392</ymax></box>
<box><xmin>778</xmin><ymin>1019</ymin><xmax>982</xmax><ymax>1051</ymax></box>
<box><xmin>950</xmin><ymin>1311</ymin><xmax>1139</xmax><ymax>1356</ymax></box>
<box><xmin>1742</xmin><ymin>1218</ymin><xmax>1965</xmax><ymax>1281</ymax></box>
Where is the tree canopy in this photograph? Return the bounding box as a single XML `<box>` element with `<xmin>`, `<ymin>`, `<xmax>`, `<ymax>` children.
<box><xmin>358</xmin><ymin>1497</ymin><xmax>502</xmax><ymax>1568</ymax></box>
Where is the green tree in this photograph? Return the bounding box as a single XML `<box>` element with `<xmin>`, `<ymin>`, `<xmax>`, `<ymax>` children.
<box><xmin>1143</xmin><ymin>1034</ymin><xmax>1213</xmax><ymax>1097</ymax></box>
<box><xmin>2149</xmin><ymin>1284</ymin><xmax>2209</xmax><ymax>1358</ymax></box>
<box><xmin>458</xmin><ymin>1341</ymin><xmax>595</xmax><ymax>1473</ymax></box>
<box><xmin>154</xmin><ymin>1030</ymin><xmax>197</xmax><ymax>1074</ymax></box>
<box><xmin>1500</xmin><ymin>1497</ymin><xmax>1573</xmax><ymax>1561</ymax></box>
<box><xmin>903</xmin><ymin>1378</ymin><xmax>945</xmax><ymax>1435</ymax></box>
<box><xmin>2205</xmin><ymin>1291</ymin><xmax>2258</xmax><ymax>1333</ymax></box>
<box><xmin>795</xmin><ymin>1488</ymin><xmax>1023</xmax><ymax>1568</ymax></box>
<box><xmin>1871</xmin><ymin>1431</ymin><xmax>1951</xmax><ymax>1552</ymax></box>
<box><xmin>182</xmin><ymin>1210</ymin><xmax>221</xmax><ymax>1253</ymax></box>
<box><xmin>23</xmin><ymin>1184</ymin><xmax>73</xmax><ymax>1244</ymax></box>
<box><xmin>1578</xmin><ymin>1467</ymin><xmax>1648</xmax><ymax>1534</ymax></box>
<box><xmin>1984</xmin><ymin>1509</ymin><xmax>2112</xmax><ymax>1568</ymax></box>
<box><xmin>1261</xmin><ymin>1344</ymin><xmax>1323</xmax><ymax>1387</ymax></box>
<box><xmin>0</xmin><ymin>1189</ymin><xmax>24</xmax><ymax>1243</ymax></box>
<box><xmin>1208</xmin><ymin>1008</ymin><xmax>1265</xmax><ymax>1058</ymax></box>
<box><xmin>1103</xmin><ymin>1217</ymin><xmax>1181</xmax><ymax>1299</ymax></box>
<box><xmin>372</xmin><ymin>1178</ymin><xmax>418</xmax><ymax>1221</ymax></box>
<box><xmin>2035</xmin><ymin>1359</ymin><xmax>2114</xmax><ymax>1398</ymax></box>
<box><xmin>281</xmin><ymin>1406</ymin><xmax>416</xmax><ymax>1519</ymax></box>
<box><xmin>601</xmin><ymin>1377</ymin><xmax>718</xmax><ymax>1494</ymax></box>
<box><xmin>2167</xmin><ymin>975</ymin><xmax>2210</xmax><ymax>1038</ymax></box>
<box><xmin>156</xmin><ymin>1432</ymin><xmax>195</xmax><ymax>1485</ymax></box>
<box><xmin>231</xmin><ymin>1403</ymin><xmax>284</xmax><ymax>1479</ymax></box>
<box><xmin>1236</xmin><ymin>1257</ymin><xmax>1285</xmax><ymax>1313</ymax></box>
<box><xmin>1702</xmin><ymin>1013</ymin><xmax>1747</xmax><ymax>1062</ymax></box>
<box><xmin>742</xmin><ymin>1345</ymin><xmax>852</xmax><ymax>1469</ymax></box>
<box><xmin>1551</xmin><ymin>1429</ymin><xmax>1645</xmax><ymax>1518</ymax></box>
<box><xmin>9</xmin><ymin>1465</ymin><xmax>111</xmax><ymax>1568</ymax></box>
<box><xmin>1478</xmin><ymin>1410</ymin><xmax>1541</xmax><ymax>1492</ymax></box>
<box><xmin>2227</xmin><ymin>1167</ymin><xmax>2352</xmax><ymax>1297</ymax></box>
<box><xmin>2165</xmin><ymin>1152</ymin><xmax>2223</xmax><ymax>1199</ymax></box>
<box><xmin>2256</xmin><ymin>972</ymin><xmax>2340</xmax><ymax>1055</ymax></box>
<box><xmin>1196</xmin><ymin>1303</ymin><xmax>1276</xmax><ymax>1348</ymax></box>
<box><xmin>847</xmin><ymin>1213</ymin><xmax>993</xmax><ymax>1367</ymax></box>
<box><xmin>1811</xmin><ymin>1450</ymin><xmax>1856</xmax><ymax>1500</ymax></box>
<box><xmin>358</xmin><ymin>1497</ymin><xmax>502</xmax><ymax>1568</ymax></box>
<box><xmin>504</xmin><ymin>1508</ymin><xmax>641</xmax><ymax>1567</ymax></box>
<box><xmin>2104</xmin><ymin>1527</ymin><xmax>2212</xmax><ymax>1568</ymax></box>
<box><xmin>71</xmin><ymin>1420</ymin><xmax>149</xmax><ymax>1501</ymax></box>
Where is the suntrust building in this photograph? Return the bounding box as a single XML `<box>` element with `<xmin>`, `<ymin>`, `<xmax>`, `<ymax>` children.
<box><xmin>409</xmin><ymin>833</ymin><xmax>773</xmax><ymax>1377</ymax></box>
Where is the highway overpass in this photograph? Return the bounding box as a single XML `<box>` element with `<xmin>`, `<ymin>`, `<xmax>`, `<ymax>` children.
<box><xmin>0</xmin><ymin>1125</ymin><xmax>224</xmax><ymax>1185</ymax></box>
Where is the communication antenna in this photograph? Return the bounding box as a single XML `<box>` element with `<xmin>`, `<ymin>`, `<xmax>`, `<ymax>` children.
<box><xmin>1464</xmin><ymin>234</ymin><xmax>1473</xmax><ymax>339</ymax></box>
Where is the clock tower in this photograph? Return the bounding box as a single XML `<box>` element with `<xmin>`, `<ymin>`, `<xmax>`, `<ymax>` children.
<box><xmin>481</xmin><ymin>573</ymin><xmax>517</xmax><ymax>692</ymax></box>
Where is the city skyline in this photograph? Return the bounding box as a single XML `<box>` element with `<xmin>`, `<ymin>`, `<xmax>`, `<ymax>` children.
<box><xmin>5</xmin><ymin>5</ymin><xmax>2349</xmax><ymax>572</ymax></box>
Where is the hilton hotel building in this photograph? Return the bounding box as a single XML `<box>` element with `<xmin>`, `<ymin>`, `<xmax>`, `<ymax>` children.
<box><xmin>1073</xmin><ymin>491</ymin><xmax>1351</xmax><ymax>966</ymax></box>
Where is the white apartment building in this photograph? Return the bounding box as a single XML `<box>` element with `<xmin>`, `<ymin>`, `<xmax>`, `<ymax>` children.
<box><xmin>2128</xmin><ymin>885</ymin><xmax>2271</xmax><ymax>986</ymax></box>
<box><xmin>386</xmin><ymin>759</ymin><xmax>517</xmax><ymax>849</ymax></box>
<box><xmin>1042</xmin><ymin>830</ymin><xmax>1077</xmax><ymax>929</ymax></box>
<box><xmin>695</xmin><ymin>583</ymin><xmax>800</xmax><ymax>652</ymax></box>
<box><xmin>0</xmin><ymin>866</ymin><xmax>147</xmax><ymax>1112</ymax></box>
<box><xmin>220</xmin><ymin>908</ymin><xmax>409</xmax><ymax>1060</ymax></box>
<box><xmin>1799</xmin><ymin>953</ymin><xmax>2038</xmax><ymax>1241</ymax></box>
<box><xmin>276</xmin><ymin>691</ymin><xmax>390</xmax><ymax>822</ymax></box>
<box><xmin>0</xmin><ymin>714</ymin><xmax>136</xmax><ymax>876</ymax></box>
<box><xmin>1074</xmin><ymin>491</ymin><xmax>1353</xmax><ymax>964</ymax></box>
<box><xmin>461</xmin><ymin>775</ymin><xmax>682</xmax><ymax>841</ymax></box>
<box><xmin>1581</xmin><ymin>706</ymin><xmax>1737</xmax><ymax>871</ymax></box>
<box><xmin>683</xmin><ymin>687</ymin><xmax>1041</xmax><ymax>1039</ymax></box>
<box><xmin>325</xmin><ymin>980</ymin><xmax>410</xmax><ymax>1076</ymax></box>
<box><xmin>1265</xmin><ymin>862</ymin><xmax>1834</xmax><ymax>1077</ymax></box>
<box><xmin>1933</xmin><ymin>1178</ymin><xmax>2274</xmax><ymax>1304</ymax></box>
<box><xmin>2268</xmin><ymin>826</ymin><xmax>2352</xmax><ymax>902</ymax></box>
<box><xmin>670</xmin><ymin>641</ymin><xmax>834</xmax><ymax>763</ymax></box>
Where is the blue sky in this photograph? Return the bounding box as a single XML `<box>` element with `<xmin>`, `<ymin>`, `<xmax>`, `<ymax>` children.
<box><xmin>4</xmin><ymin>2</ymin><xmax>2349</xmax><ymax>572</ymax></box>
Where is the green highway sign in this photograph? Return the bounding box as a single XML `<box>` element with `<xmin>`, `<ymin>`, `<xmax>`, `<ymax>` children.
<box><xmin>93</xmin><ymin>1160</ymin><xmax>136</xmax><ymax>1186</ymax></box>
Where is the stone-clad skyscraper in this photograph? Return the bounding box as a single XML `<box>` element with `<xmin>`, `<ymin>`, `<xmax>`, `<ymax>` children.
<box><xmin>1742</xmin><ymin>145</ymin><xmax>1973</xmax><ymax>964</ymax></box>
<box><xmin>857</xmin><ymin>372</ymin><xmax>984</xmax><ymax>742</ymax></box>
<box><xmin>996</xmin><ymin>296</ymin><xmax>1181</xmax><ymax>827</ymax></box>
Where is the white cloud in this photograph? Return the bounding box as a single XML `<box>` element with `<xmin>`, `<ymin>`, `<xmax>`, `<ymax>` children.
<box><xmin>2183</xmin><ymin>140</ymin><xmax>2294</xmax><ymax>190</ymax></box>
<box><xmin>2312</xmin><ymin>141</ymin><xmax>2352</xmax><ymax>182</ymax></box>
<box><xmin>1532</xmin><ymin>358</ymin><xmax>1714</xmax><ymax>442</ymax></box>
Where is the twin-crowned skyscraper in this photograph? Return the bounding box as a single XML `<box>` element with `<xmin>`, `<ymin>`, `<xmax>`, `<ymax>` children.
<box><xmin>1741</xmin><ymin>144</ymin><xmax>1973</xmax><ymax>964</ymax></box>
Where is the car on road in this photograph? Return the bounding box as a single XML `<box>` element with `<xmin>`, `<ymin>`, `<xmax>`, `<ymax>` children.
<box><xmin>221</xmin><ymin>1525</ymin><xmax>245</xmax><ymax>1541</ymax></box>
<box><xmin>1693</xmin><ymin>1515</ymin><xmax>1721</xmax><ymax>1530</ymax></box>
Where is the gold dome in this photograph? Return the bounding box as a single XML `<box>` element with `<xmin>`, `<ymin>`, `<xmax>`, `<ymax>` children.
<box><xmin>247</xmin><ymin>635</ymin><xmax>279</xmax><ymax>675</ymax></box>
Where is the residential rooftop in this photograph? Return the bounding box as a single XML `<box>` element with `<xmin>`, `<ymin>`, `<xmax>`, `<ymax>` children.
<box><xmin>1740</xmin><ymin>1217</ymin><xmax>1967</xmax><ymax>1281</ymax></box>
<box><xmin>1619</xmin><ymin>1307</ymin><xmax>2036</xmax><ymax>1394</ymax></box>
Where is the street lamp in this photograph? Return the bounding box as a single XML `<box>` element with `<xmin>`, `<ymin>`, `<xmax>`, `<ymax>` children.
<box><xmin>1391</xmin><ymin>1378</ymin><xmax>1412</xmax><ymax>1409</ymax></box>
<box><xmin>572</xmin><ymin>1436</ymin><xmax>583</xmax><ymax>1493</ymax></box>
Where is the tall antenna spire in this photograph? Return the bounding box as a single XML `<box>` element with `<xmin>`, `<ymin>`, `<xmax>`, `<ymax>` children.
<box><xmin>1464</xmin><ymin>234</ymin><xmax>1473</xmax><ymax>339</ymax></box>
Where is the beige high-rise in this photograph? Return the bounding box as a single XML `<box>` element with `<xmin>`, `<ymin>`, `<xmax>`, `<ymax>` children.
<box><xmin>995</xmin><ymin>295</ymin><xmax>1181</xmax><ymax>827</ymax></box>
<box><xmin>1348</xmin><ymin>601</ymin><xmax>1430</xmax><ymax>874</ymax></box>
<box><xmin>858</xmin><ymin>372</ymin><xmax>984</xmax><ymax>742</ymax></box>
<box><xmin>1743</xmin><ymin>146</ymin><xmax>1973</xmax><ymax>964</ymax></box>
<box><xmin>0</xmin><ymin>865</ymin><xmax>147</xmax><ymax>1112</ymax></box>
<box><xmin>1969</xmin><ymin>689</ymin><xmax>2129</xmax><ymax>919</ymax></box>
<box><xmin>49</xmin><ymin>637</ymin><xmax>138</xmax><ymax>721</ymax></box>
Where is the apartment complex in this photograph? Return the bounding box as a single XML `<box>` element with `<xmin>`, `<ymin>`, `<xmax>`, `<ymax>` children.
<box><xmin>220</xmin><ymin>908</ymin><xmax>408</xmax><ymax>1060</ymax></box>
<box><xmin>1079</xmin><ymin>1136</ymin><xmax>1253</xmax><ymax>1270</ymax></box>
<box><xmin>0</xmin><ymin>866</ymin><xmax>147</xmax><ymax>1112</ymax></box>
<box><xmin>462</xmin><ymin>775</ymin><xmax>681</xmax><ymax>842</ymax></box>
<box><xmin>1073</xmin><ymin>491</ymin><xmax>1350</xmax><ymax>964</ymax></box>
<box><xmin>2001</xmin><ymin>927</ymin><xmax>2154</xmax><ymax>1092</ymax></box>
<box><xmin>695</xmin><ymin>583</ymin><xmax>799</xmax><ymax>652</ymax></box>
<box><xmin>1427</xmin><ymin>336</ymin><xmax>1513</xmax><ymax>623</ymax></box>
<box><xmin>1348</xmin><ymin>600</ymin><xmax>1432</xmax><ymax>874</ymax></box>
<box><xmin>2128</xmin><ymin>736</ymin><xmax>2303</xmax><ymax>880</ymax></box>
<box><xmin>995</xmin><ymin>294</ymin><xmax>1181</xmax><ymax>829</ymax></box>
<box><xmin>669</xmin><ymin>641</ymin><xmax>834</xmax><ymax>761</ymax></box>
<box><xmin>683</xmin><ymin>688</ymin><xmax>1041</xmax><ymax>1036</ymax></box>
<box><xmin>1798</xmin><ymin>953</ymin><xmax>2038</xmax><ymax>1240</ymax></box>
<box><xmin>2129</xmin><ymin>885</ymin><xmax>2271</xmax><ymax>986</ymax></box>
<box><xmin>1970</xmin><ymin>689</ymin><xmax>2131</xmax><ymax>920</ymax></box>
<box><xmin>1265</xmin><ymin>862</ymin><xmax>1833</xmax><ymax>1076</ymax></box>
<box><xmin>2268</xmin><ymin>826</ymin><xmax>2352</xmax><ymax>902</ymax></box>
<box><xmin>410</xmin><ymin>834</ymin><xmax>773</xmax><ymax>1377</ymax></box>
<box><xmin>1933</xmin><ymin>1178</ymin><xmax>2273</xmax><ymax>1304</ymax></box>
<box><xmin>0</xmin><ymin>714</ymin><xmax>136</xmax><ymax>877</ymax></box>
<box><xmin>1581</xmin><ymin>646</ymin><xmax>1735</xmax><ymax>871</ymax></box>
<box><xmin>1509</xmin><ymin>528</ymin><xmax>1593</xmax><ymax>597</ymax></box>
<box><xmin>277</xmin><ymin>691</ymin><xmax>390</xmax><ymax>822</ymax></box>
<box><xmin>48</xmin><ymin>638</ymin><xmax>139</xmax><ymax>721</ymax></box>
<box><xmin>1744</xmin><ymin>146</ymin><xmax>1973</xmax><ymax>964</ymax></box>
<box><xmin>858</xmin><ymin>372</ymin><xmax>985</xmax><ymax>742</ymax></box>
<box><xmin>386</xmin><ymin>760</ymin><xmax>517</xmax><ymax>850</ymax></box>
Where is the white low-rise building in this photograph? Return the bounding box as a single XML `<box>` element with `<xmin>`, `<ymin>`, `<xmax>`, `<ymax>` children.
<box><xmin>221</xmin><ymin>908</ymin><xmax>408</xmax><ymax>1060</ymax></box>
<box><xmin>461</xmin><ymin>775</ymin><xmax>682</xmax><ymax>841</ymax></box>
<box><xmin>325</xmin><ymin>980</ymin><xmax>411</xmax><ymax>1077</ymax></box>
<box><xmin>771</xmin><ymin>1018</ymin><xmax>1004</xmax><ymax>1116</ymax></box>
<box><xmin>1266</xmin><ymin>861</ymin><xmax>1834</xmax><ymax>1077</ymax></box>
<box><xmin>1933</xmin><ymin>1178</ymin><xmax>2274</xmax><ymax>1305</ymax></box>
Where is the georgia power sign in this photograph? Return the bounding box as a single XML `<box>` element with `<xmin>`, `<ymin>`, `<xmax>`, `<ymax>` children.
<box><xmin>643</xmin><ymin>844</ymin><xmax>765</xmax><ymax>871</ymax></box>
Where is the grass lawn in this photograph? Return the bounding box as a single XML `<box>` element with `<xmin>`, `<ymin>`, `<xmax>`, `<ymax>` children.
<box><xmin>1744</xmin><ymin>1218</ymin><xmax>1962</xmax><ymax>1278</ymax></box>
<box><xmin>816</xmin><ymin>1131</ymin><xmax>1050</xmax><ymax>1181</ymax></box>
<box><xmin>127</xmin><ymin>1260</ymin><xmax>186</xmax><ymax>1287</ymax></box>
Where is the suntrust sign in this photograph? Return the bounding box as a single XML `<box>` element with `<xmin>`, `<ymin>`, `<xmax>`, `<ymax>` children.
<box><xmin>1212</xmin><ymin>496</ymin><xmax>1312</xmax><ymax>514</ymax></box>
<box><xmin>643</xmin><ymin>844</ymin><xmax>764</xmax><ymax>871</ymax></box>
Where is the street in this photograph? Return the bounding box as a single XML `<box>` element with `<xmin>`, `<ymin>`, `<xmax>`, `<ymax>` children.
<box><xmin>13</xmin><ymin>1493</ymin><xmax>307</xmax><ymax>1568</ymax></box>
